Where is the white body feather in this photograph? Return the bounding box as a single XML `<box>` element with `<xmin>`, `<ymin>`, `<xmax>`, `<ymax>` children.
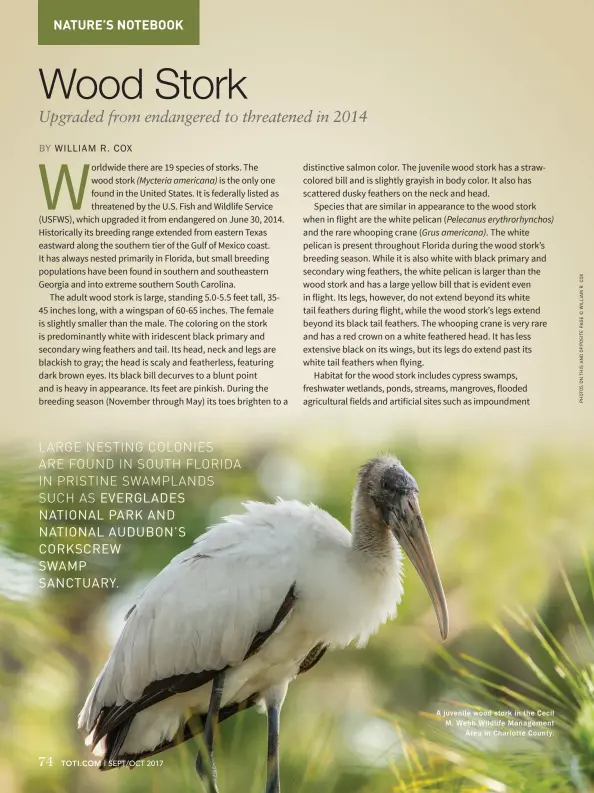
<box><xmin>79</xmin><ymin>500</ymin><xmax>403</xmax><ymax>758</ymax></box>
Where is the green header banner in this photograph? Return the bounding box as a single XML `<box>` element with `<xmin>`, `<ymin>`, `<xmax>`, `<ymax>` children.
<box><xmin>38</xmin><ymin>0</ymin><xmax>200</xmax><ymax>45</ymax></box>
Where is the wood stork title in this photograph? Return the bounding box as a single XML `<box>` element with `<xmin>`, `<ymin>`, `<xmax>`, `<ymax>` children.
<box><xmin>39</xmin><ymin>68</ymin><xmax>249</xmax><ymax>100</ymax></box>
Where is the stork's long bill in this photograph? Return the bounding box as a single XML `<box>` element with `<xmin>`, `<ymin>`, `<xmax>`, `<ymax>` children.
<box><xmin>390</xmin><ymin>495</ymin><xmax>449</xmax><ymax>640</ymax></box>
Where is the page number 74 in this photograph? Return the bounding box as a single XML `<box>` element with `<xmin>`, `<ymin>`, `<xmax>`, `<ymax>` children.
<box><xmin>38</xmin><ymin>757</ymin><xmax>54</xmax><ymax>767</ymax></box>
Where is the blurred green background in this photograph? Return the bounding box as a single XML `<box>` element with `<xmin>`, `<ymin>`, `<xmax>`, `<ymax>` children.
<box><xmin>1</xmin><ymin>437</ymin><xmax>593</xmax><ymax>792</ymax></box>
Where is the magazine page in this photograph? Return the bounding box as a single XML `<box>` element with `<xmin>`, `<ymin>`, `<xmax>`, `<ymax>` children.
<box><xmin>1</xmin><ymin>1</ymin><xmax>592</xmax><ymax>792</ymax></box>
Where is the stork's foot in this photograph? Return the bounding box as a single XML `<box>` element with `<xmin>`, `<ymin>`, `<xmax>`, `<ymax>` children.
<box><xmin>196</xmin><ymin>670</ymin><xmax>226</xmax><ymax>793</ymax></box>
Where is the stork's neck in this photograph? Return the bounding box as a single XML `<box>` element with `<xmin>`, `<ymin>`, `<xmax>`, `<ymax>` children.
<box><xmin>350</xmin><ymin>488</ymin><xmax>399</xmax><ymax>564</ymax></box>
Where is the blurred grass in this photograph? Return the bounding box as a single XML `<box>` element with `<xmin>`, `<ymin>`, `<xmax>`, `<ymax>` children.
<box><xmin>0</xmin><ymin>437</ymin><xmax>593</xmax><ymax>792</ymax></box>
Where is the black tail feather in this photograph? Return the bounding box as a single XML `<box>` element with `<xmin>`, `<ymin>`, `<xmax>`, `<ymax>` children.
<box><xmin>99</xmin><ymin>696</ymin><xmax>259</xmax><ymax>770</ymax></box>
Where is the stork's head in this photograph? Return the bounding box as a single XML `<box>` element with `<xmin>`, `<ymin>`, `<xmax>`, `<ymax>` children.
<box><xmin>357</xmin><ymin>456</ymin><xmax>449</xmax><ymax>640</ymax></box>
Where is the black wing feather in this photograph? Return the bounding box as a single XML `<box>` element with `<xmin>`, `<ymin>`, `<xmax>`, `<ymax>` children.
<box><xmin>100</xmin><ymin>696</ymin><xmax>259</xmax><ymax>769</ymax></box>
<box><xmin>298</xmin><ymin>643</ymin><xmax>328</xmax><ymax>674</ymax></box>
<box><xmin>92</xmin><ymin>668</ymin><xmax>220</xmax><ymax>748</ymax></box>
<box><xmin>244</xmin><ymin>584</ymin><xmax>296</xmax><ymax>659</ymax></box>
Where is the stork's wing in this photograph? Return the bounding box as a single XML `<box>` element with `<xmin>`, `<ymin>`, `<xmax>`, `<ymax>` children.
<box><xmin>92</xmin><ymin>584</ymin><xmax>296</xmax><ymax>748</ymax></box>
<box><xmin>79</xmin><ymin>503</ymin><xmax>305</xmax><ymax>748</ymax></box>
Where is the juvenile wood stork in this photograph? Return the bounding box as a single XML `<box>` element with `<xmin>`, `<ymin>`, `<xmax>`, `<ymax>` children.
<box><xmin>79</xmin><ymin>455</ymin><xmax>448</xmax><ymax>792</ymax></box>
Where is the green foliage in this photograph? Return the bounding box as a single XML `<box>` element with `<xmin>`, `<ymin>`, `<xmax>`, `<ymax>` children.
<box><xmin>390</xmin><ymin>552</ymin><xmax>594</xmax><ymax>792</ymax></box>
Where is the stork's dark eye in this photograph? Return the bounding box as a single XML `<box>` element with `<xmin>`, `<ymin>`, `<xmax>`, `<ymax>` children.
<box><xmin>382</xmin><ymin>479</ymin><xmax>399</xmax><ymax>495</ymax></box>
